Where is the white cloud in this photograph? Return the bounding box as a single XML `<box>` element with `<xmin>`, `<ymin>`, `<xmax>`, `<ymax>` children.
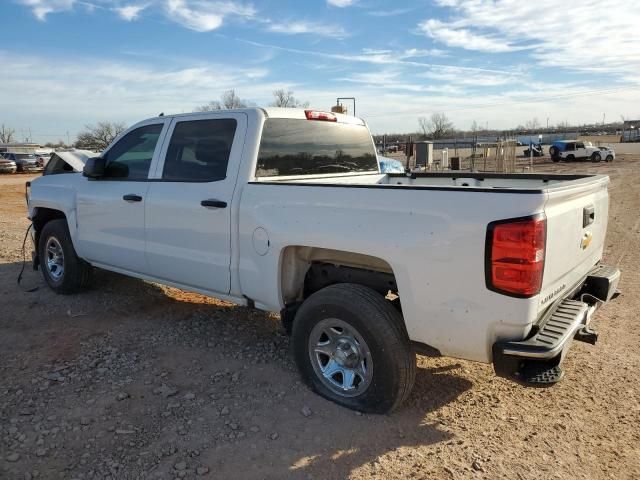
<box><xmin>367</xmin><ymin>8</ymin><xmax>415</xmax><ymax>17</ymax></box>
<box><xmin>400</xmin><ymin>48</ymin><xmax>448</xmax><ymax>59</ymax></box>
<box><xmin>418</xmin><ymin>19</ymin><xmax>527</xmax><ymax>53</ymax></box>
<box><xmin>19</xmin><ymin>0</ymin><xmax>75</xmax><ymax>20</ymax></box>
<box><xmin>239</xmin><ymin>39</ymin><xmax>514</xmax><ymax>75</ymax></box>
<box><xmin>114</xmin><ymin>3</ymin><xmax>148</xmax><ymax>21</ymax></box>
<box><xmin>327</xmin><ymin>0</ymin><xmax>355</xmax><ymax>7</ymax></box>
<box><xmin>419</xmin><ymin>0</ymin><xmax>640</xmax><ymax>77</ymax></box>
<box><xmin>165</xmin><ymin>0</ymin><xmax>255</xmax><ymax>32</ymax></box>
<box><xmin>266</xmin><ymin>20</ymin><xmax>347</xmax><ymax>38</ymax></box>
<box><xmin>0</xmin><ymin>50</ymin><xmax>268</xmax><ymax>122</ymax></box>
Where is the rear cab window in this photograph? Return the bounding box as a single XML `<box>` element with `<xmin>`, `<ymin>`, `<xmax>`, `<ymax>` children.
<box><xmin>256</xmin><ymin>119</ymin><xmax>378</xmax><ymax>177</ymax></box>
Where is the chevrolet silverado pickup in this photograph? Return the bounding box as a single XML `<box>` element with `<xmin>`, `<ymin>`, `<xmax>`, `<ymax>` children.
<box><xmin>27</xmin><ymin>108</ymin><xmax>620</xmax><ymax>413</ymax></box>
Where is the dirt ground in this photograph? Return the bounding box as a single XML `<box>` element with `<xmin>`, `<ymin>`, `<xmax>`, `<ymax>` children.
<box><xmin>1</xmin><ymin>157</ymin><xmax>639</xmax><ymax>480</ymax></box>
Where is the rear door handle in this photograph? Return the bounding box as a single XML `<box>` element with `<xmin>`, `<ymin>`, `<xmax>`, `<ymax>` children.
<box><xmin>123</xmin><ymin>194</ymin><xmax>143</xmax><ymax>202</ymax></box>
<box><xmin>201</xmin><ymin>199</ymin><xmax>227</xmax><ymax>208</ymax></box>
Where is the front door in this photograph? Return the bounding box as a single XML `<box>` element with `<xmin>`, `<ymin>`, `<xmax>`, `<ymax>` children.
<box><xmin>144</xmin><ymin>113</ymin><xmax>247</xmax><ymax>294</ymax></box>
<box><xmin>75</xmin><ymin>120</ymin><xmax>168</xmax><ymax>273</ymax></box>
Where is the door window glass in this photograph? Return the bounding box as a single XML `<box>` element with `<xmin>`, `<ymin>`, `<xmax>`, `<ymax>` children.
<box><xmin>162</xmin><ymin>119</ymin><xmax>237</xmax><ymax>182</ymax></box>
<box><xmin>103</xmin><ymin>124</ymin><xmax>163</xmax><ymax>180</ymax></box>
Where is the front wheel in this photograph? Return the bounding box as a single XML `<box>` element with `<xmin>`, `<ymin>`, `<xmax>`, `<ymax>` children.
<box><xmin>606</xmin><ymin>155</ymin><xmax>613</xmax><ymax>162</ymax></box>
<box><xmin>292</xmin><ymin>283</ymin><xmax>416</xmax><ymax>413</ymax></box>
<box><xmin>38</xmin><ymin>219</ymin><xmax>91</xmax><ymax>294</ymax></box>
<box><xmin>591</xmin><ymin>152</ymin><xmax>602</xmax><ymax>162</ymax></box>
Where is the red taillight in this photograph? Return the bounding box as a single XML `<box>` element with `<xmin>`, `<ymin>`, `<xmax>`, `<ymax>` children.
<box><xmin>486</xmin><ymin>216</ymin><xmax>546</xmax><ymax>297</ymax></box>
<box><xmin>304</xmin><ymin>110</ymin><xmax>337</xmax><ymax>122</ymax></box>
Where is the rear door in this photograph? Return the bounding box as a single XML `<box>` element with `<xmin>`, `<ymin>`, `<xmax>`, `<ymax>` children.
<box><xmin>144</xmin><ymin>112</ymin><xmax>247</xmax><ymax>293</ymax></box>
<box><xmin>75</xmin><ymin>119</ymin><xmax>169</xmax><ymax>272</ymax></box>
<box><xmin>575</xmin><ymin>141</ymin><xmax>587</xmax><ymax>159</ymax></box>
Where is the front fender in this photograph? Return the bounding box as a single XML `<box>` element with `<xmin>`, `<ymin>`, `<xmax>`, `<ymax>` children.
<box><xmin>29</xmin><ymin>175</ymin><xmax>81</xmax><ymax>243</ymax></box>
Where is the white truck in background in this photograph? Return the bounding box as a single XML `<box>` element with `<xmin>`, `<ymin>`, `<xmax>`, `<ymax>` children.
<box><xmin>27</xmin><ymin>108</ymin><xmax>620</xmax><ymax>413</ymax></box>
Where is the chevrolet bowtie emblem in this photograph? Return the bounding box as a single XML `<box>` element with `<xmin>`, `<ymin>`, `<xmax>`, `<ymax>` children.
<box><xmin>581</xmin><ymin>231</ymin><xmax>593</xmax><ymax>250</ymax></box>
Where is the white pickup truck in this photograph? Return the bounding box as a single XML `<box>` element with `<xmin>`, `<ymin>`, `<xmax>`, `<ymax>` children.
<box><xmin>27</xmin><ymin>108</ymin><xmax>620</xmax><ymax>413</ymax></box>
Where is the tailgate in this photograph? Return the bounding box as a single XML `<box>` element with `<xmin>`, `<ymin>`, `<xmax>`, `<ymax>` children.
<box><xmin>539</xmin><ymin>175</ymin><xmax>610</xmax><ymax>310</ymax></box>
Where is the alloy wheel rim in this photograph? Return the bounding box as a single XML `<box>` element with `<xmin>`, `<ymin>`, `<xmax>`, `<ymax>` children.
<box><xmin>308</xmin><ymin>318</ymin><xmax>373</xmax><ymax>398</ymax></box>
<box><xmin>45</xmin><ymin>236</ymin><xmax>64</xmax><ymax>280</ymax></box>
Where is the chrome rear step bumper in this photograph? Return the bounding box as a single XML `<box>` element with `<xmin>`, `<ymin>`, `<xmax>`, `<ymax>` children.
<box><xmin>493</xmin><ymin>264</ymin><xmax>620</xmax><ymax>385</ymax></box>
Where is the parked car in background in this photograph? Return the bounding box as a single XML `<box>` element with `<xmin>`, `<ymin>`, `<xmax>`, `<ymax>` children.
<box><xmin>549</xmin><ymin>140</ymin><xmax>615</xmax><ymax>163</ymax></box>
<box><xmin>378</xmin><ymin>155</ymin><xmax>405</xmax><ymax>173</ymax></box>
<box><xmin>0</xmin><ymin>156</ymin><xmax>17</xmax><ymax>173</ymax></box>
<box><xmin>35</xmin><ymin>153</ymin><xmax>52</xmax><ymax>168</ymax></box>
<box><xmin>1</xmin><ymin>152</ymin><xmax>43</xmax><ymax>172</ymax></box>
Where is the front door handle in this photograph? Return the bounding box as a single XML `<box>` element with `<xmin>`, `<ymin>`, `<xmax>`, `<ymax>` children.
<box><xmin>201</xmin><ymin>199</ymin><xmax>227</xmax><ymax>208</ymax></box>
<box><xmin>123</xmin><ymin>194</ymin><xmax>143</xmax><ymax>202</ymax></box>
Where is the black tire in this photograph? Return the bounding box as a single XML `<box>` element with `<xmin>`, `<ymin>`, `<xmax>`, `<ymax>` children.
<box><xmin>591</xmin><ymin>152</ymin><xmax>601</xmax><ymax>162</ymax></box>
<box><xmin>566</xmin><ymin>154</ymin><xmax>575</xmax><ymax>161</ymax></box>
<box><xmin>606</xmin><ymin>155</ymin><xmax>613</xmax><ymax>162</ymax></box>
<box><xmin>549</xmin><ymin>146</ymin><xmax>559</xmax><ymax>159</ymax></box>
<box><xmin>292</xmin><ymin>283</ymin><xmax>416</xmax><ymax>414</ymax></box>
<box><xmin>38</xmin><ymin>219</ymin><xmax>91</xmax><ymax>294</ymax></box>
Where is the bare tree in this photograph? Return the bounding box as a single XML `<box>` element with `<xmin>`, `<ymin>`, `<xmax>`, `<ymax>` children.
<box><xmin>524</xmin><ymin>118</ymin><xmax>541</xmax><ymax>130</ymax></box>
<box><xmin>270</xmin><ymin>89</ymin><xmax>309</xmax><ymax>108</ymax></box>
<box><xmin>418</xmin><ymin>113</ymin><xmax>454</xmax><ymax>140</ymax></box>
<box><xmin>75</xmin><ymin>121</ymin><xmax>126</xmax><ymax>150</ymax></box>
<box><xmin>556</xmin><ymin>120</ymin><xmax>571</xmax><ymax>130</ymax></box>
<box><xmin>195</xmin><ymin>89</ymin><xmax>248</xmax><ymax>111</ymax></box>
<box><xmin>470</xmin><ymin>120</ymin><xmax>479</xmax><ymax>135</ymax></box>
<box><xmin>0</xmin><ymin>124</ymin><xmax>16</xmax><ymax>143</ymax></box>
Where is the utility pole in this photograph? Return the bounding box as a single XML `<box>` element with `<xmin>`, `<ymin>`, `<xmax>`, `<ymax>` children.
<box><xmin>546</xmin><ymin>117</ymin><xmax>549</xmax><ymax>129</ymax></box>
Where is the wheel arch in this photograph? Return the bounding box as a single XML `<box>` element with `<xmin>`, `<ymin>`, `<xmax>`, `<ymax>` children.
<box><xmin>278</xmin><ymin>246</ymin><xmax>400</xmax><ymax>333</ymax></box>
<box><xmin>32</xmin><ymin>207</ymin><xmax>68</xmax><ymax>245</ymax></box>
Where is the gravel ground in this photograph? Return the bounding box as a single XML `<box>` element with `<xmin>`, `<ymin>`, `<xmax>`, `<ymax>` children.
<box><xmin>1</xmin><ymin>159</ymin><xmax>639</xmax><ymax>480</ymax></box>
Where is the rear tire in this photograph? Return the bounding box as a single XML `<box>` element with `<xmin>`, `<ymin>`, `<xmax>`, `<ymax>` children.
<box><xmin>566</xmin><ymin>154</ymin><xmax>575</xmax><ymax>161</ymax></box>
<box><xmin>549</xmin><ymin>146</ymin><xmax>559</xmax><ymax>160</ymax></box>
<box><xmin>292</xmin><ymin>283</ymin><xmax>416</xmax><ymax>414</ymax></box>
<box><xmin>606</xmin><ymin>155</ymin><xmax>613</xmax><ymax>162</ymax></box>
<box><xmin>38</xmin><ymin>219</ymin><xmax>91</xmax><ymax>294</ymax></box>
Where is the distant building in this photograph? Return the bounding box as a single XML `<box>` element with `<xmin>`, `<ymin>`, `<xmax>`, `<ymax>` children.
<box><xmin>0</xmin><ymin>143</ymin><xmax>53</xmax><ymax>155</ymax></box>
<box><xmin>623</xmin><ymin>120</ymin><xmax>640</xmax><ymax>141</ymax></box>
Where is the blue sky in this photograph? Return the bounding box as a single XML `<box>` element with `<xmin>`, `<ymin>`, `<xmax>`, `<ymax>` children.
<box><xmin>1</xmin><ymin>0</ymin><xmax>639</xmax><ymax>143</ymax></box>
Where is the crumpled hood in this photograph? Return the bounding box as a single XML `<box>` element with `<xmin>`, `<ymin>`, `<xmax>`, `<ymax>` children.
<box><xmin>50</xmin><ymin>150</ymin><xmax>95</xmax><ymax>172</ymax></box>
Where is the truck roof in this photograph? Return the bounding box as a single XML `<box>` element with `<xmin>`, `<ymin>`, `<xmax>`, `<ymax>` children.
<box><xmin>144</xmin><ymin>107</ymin><xmax>366</xmax><ymax>126</ymax></box>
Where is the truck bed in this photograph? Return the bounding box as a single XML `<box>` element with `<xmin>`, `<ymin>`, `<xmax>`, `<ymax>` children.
<box><xmin>244</xmin><ymin>171</ymin><xmax>610</xmax><ymax>362</ymax></box>
<box><xmin>253</xmin><ymin>171</ymin><xmax>607</xmax><ymax>192</ymax></box>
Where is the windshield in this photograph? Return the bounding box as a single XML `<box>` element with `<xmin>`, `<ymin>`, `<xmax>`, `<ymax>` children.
<box><xmin>15</xmin><ymin>153</ymin><xmax>36</xmax><ymax>160</ymax></box>
<box><xmin>256</xmin><ymin>119</ymin><xmax>378</xmax><ymax>177</ymax></box>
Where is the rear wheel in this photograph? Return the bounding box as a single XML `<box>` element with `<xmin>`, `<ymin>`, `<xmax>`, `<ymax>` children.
<box><xmin>591</xmin><ymin>152</ymin><xmax>602</xmax><ymax>162</ymax></box>
<box><xmin>38</xmin><ymin>219</ymin><xmax>91</xmax><ymax>294</ymax></box>
<box><xmin>292</xmin><ymin>283</ymin><xmax>416</xmax><ymax>413</ymax></box>
<box><xmin>606</xmin><ymin>155</ymin><xmax>613</xmax><ymax>162</ymax></box>
<box><xmin>549</xmin><ymin>146</ymin><xmax>559</xmax><ymax>161</ymax></box>
<box><xmin>566</xmin><ymin>154</ymin><xmax>575</xmax><ymax>161</ymax></box>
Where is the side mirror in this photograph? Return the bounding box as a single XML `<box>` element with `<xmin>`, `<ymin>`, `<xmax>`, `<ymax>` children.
<box><xmin>83</xmin><ymin>157</ymin><xmax>106</xmax><ymax>178</ymax></box>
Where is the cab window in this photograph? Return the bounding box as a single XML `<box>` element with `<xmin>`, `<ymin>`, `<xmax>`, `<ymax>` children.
<box><xmin>102</xmin><ymin>124</ymin><xmax>163</xmax><ymax>180</ymax></box>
